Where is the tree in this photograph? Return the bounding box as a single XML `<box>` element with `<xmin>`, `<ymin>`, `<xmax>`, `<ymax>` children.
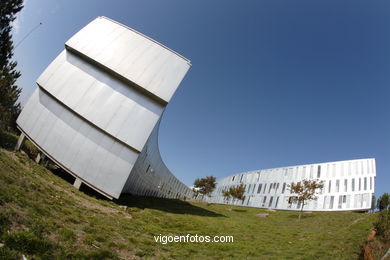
<box><xmin>0</xmin><ymin>0</ymin><xmax>24</xmax><ymax>132</ymax></box>
<box><xmin>222</xmin><ymin>183</ymin><xmax>246</xmax><ymax>205</ymax></box>
<box><xmin>193</xmin><ymin>176</ymin><xmax>216</xmax><ymax>198</ymax></box>
<box><xmin>377</xmin><ymin>193</ymin><xmax>390</xmax><ymax>211</ymax></box>
<box><xmin>288</xmin><ymin>179</ymin><xmax>324</xmax><ymax>220</ymax></box>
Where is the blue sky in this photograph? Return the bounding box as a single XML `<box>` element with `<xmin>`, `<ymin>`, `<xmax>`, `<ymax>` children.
<box><xmin>13</xmin><ymin>0</ymin><xmax>389</xmax><ymax>197</ymax></box>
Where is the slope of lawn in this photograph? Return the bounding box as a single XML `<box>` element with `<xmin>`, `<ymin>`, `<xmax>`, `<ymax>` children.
<box><xmin>0</xmin><ymin>148</ymin><xmax>377</xmax><ymax>259</ymax></box>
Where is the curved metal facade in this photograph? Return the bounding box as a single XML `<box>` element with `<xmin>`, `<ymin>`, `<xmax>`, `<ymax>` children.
<box><xmin>16</xmin><ymin>17</ymin><xmax>193</xmax><ymax>199</ymax></box>
<box><xmin>210</xmin><ymin>158</ymin><xmax>376</xmax><ymax>211</ymax></box>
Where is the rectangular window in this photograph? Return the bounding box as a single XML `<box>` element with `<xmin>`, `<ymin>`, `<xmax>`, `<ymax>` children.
<box><xmin>317</xmin><ymin>165</ymin><xmax>321</xmax><ymax>178</ymax></box>
<box><xmin>257</xmin><ymin>184</ymin><xmax>262</xmax><ymax>194</ymax></box>
<box><xmin>275</xmin><ymin>197</ymin><xmax>279</xmax><ymax>208</ymax></box>
<box><xmin>336</xmin><ymin>180</ymin><xmax>340</xmax><ymax>192</ymax></box>
<box><xmin>268</xmin><ymin>196</ymin><xmax>273</xmax><ymax>207</ymax></box>
<box><xmin>282</xmin><ymin>183</ymin><xmax>286</xmax><ymax>193</ymax></box>
<box><xmin>364</xmin><ymin>177</ymin><xmax>367</xmax><ymax>190</ymax></box>
<box><xmin>310</xmin><ymin>166</ymin><xmax>314</xmax><ymax>179</ymax></box>
<box><xmin>268</xmin><ymin>184</ymin><xmax>272</xmax><ymax>193</ymax></box>
<box><xmin>252</xmin><ymin>184</ymin><xmax>256</xmax><ymax>193</ymax></box>
<box><xmin>232</xmin><ymin>176</ymin><xmax>235</xmax><ymax>181</ymax></box>
<box><xmin>344</xmin><ymin>179</ymin><xmax>348</xmax><ymax>192</ymax></box>
<box><xmin>359</xmin><ymin>178</ymin><xmax>361</xmax><ymax>191</ymax></box>
<box><xmin>343</xmin><ymin>195</ymin><xmax>347</xmax><ymax>203</ymax></box>
<box><xmin>370</xmin><ymin>177</ymin><xmax>372</xmax><ymax>190</ymax></box>
<box><xmin>352</xmin><ymin>178</ymin><xmax>355</xmax><ymax>191</ymax></box>
<box><xmin>328</xmin><ymin>180</ymin><xmax>332</xmax><ymax>193</ymax></box>
<box><xmin>323</xmin><ymin>196</ymin><xmax>327</xmax><ymax>209</ymax></box>
<box><xmin>262</xmin><ymin>196</ymin><xmax>267</xmax><ymax>207</ymax></box>
<box><xmin>263</xmin><ymin>184</ymin><xmax>267</xmax><ymax>194</ymax></box>
<box><xmin>338</xmin><ymin>195</ymin><xmax>343</xmax><ymax>209</ymax></box>
<box><xmin>329</xmin><ymin>196</ymin><xmax>334</xmax><ymax>209</ymax></box>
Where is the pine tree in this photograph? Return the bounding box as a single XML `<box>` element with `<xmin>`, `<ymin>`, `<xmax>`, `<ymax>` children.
<box><xmin>0</xmin><ymin>0</ymin><xmax>23</xmax><ymax>131</ymax></box>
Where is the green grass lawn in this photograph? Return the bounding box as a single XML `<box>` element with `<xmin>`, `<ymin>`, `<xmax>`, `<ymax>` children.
<box><xmin>0</xmin><ymin>149</ymin><xmax>376</xmax><ymax>259</ymax></box>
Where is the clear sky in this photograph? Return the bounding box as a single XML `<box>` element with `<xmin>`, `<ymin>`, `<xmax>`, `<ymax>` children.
<box><xmin>13</xmin><ymin>0</ymin><xmax>389</xmax><ymax>197</ymax></box>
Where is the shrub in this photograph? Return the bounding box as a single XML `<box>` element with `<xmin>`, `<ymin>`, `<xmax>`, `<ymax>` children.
<box><xmin>22</xmin><ymin>139</ymin><xmax>39</xmax><ymax>160</ymax></box>
<box><xmin>0</xmin><ymin>131</ymin><xmax>18</xmax><ymax>150</ymax></box>
<box><xmin>0</xmin><ymin>131</ymin><xmax>39</xmax><ymax>159</ymax></box>
<box><xmin>375</xmin><ymin>209</ymin><xmax>390</xmax><ymax>242</ymax></box>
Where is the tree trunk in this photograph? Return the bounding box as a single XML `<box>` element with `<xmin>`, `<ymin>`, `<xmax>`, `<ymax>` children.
<box><xmin>299</xmin><ymin>200</ymin><xmax>305</xmax><ymax>220</ymax></box>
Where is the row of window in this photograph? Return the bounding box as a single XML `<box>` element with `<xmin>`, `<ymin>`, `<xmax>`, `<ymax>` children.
<box><xmin>223</xmin><ymin>193</ymin><xmax>371</xmax><ymax>210</ymax></box>
<box><xmin>216</xmin><ymin>177</ymin><xmax>374</xmax><ymax>196</ymax></box>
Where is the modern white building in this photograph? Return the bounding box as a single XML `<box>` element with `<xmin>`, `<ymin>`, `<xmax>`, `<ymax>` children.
<box><xmin>209</xmin><ymin>158</ymin><xmax>376</xmax><ymax>211</ymax></box>
<box><xmin>14</xmin><ymin>17</ymin><xmax>376</xmax><ymax>212</ymax></box>
<box><xmin>16</xmin><ymin>17</ymin><xmax>193</xmax><ymax>200</ymax></box>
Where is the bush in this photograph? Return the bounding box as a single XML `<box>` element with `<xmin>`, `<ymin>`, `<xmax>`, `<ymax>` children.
<box><xmin>0</xmin><ymin>131</ymin><xmax>18</xmax><ymax>150</ymax></box>
<box><xmin>0</xmin><ymin>131</ymin><xmax>39</xmax><ymax>160</ymax></box>
<box><xmin>375</xmin><ymin>209</ymin><xmax>390</xmax><ymax>242</ymax></box>
<box><xmin>22</xmin><ymin>139</ymin><xmax>39</xmax><ymax>159</ymax></box>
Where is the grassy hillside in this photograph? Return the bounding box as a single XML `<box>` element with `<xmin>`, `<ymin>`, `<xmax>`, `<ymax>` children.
<box><xmin>0</xmin><ymin>149</ymin><xmax>377</xmax><ymax>259</ymax></box>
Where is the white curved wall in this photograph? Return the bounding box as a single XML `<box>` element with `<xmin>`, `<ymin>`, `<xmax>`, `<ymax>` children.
<box><xmin>210</xmin><ymin>158</ymin><xmax>376</xmax><ymax>211</ymax></box>
<box><xmin>16</xmin><ymin>17</ymin><xmax>192</xmax><ymax>199</ymax></box>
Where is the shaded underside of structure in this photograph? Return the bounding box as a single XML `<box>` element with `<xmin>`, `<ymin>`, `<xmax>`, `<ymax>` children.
<box><xmin>16</xmin><ymin>17</ymin><xmax>193</xmax><ymax>200</ymax></box>
<box><xmin>209</xmin><ymin>158</ymin><xmax>376</xmax><ymax>211</ymax></box>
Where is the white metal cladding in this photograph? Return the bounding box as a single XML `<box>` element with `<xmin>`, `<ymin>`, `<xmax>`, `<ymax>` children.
<box><xmin>209</xmin><ymin>158</ymin><xmax>376</xmax><ymax>211</ymax></box>
<box><xmin>65</xmin><ymin>16</ymin><xmax>190</xmax><ymax>104</ymax></box>
<box><xmin>16</xmin><ymin>17</ymin><xmax>192</xmax><ymax>199</ymax></box>
<box><xmin>123</xmin><ymin>120</ymin><xmax>193</xmax><ymax>200</ymax></box>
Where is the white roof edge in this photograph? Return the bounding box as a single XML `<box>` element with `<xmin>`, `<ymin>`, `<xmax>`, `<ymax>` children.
<box><xmin>220</xmin><ymin>158</ymin><xmax>376</xmax><ymax>180</ymax></box>
<box><xmin>99</xmin><ymin>16</ymin><xmax>192</xmax><ymax>66</ymax></box>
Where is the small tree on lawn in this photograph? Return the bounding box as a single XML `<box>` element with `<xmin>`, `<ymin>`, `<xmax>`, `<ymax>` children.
<box><xmin>222</xmin><ymin>189</ymin><xmax>231</xmax><ymax>204</ymax></box>
<box><xmin>222</xmin><ymin>183</ymin><xmax>246</xmax><ymax>210</ymax></box>
<box><xmin>288</xmin><ymin>179</ymin><xmax>324</xmax><ymax>220</ymax></box>
<box><xmin>193</xmin><ymin>176</ymin><xmax>216</xmax><ymax>199</ymax></box>
<box><xmin>229</xmin><ymin>183</ymin><xmax>245</xmax><ymax>203</ymax></box>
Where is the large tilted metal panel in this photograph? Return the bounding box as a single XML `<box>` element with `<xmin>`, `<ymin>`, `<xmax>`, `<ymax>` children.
<box><xmin>17</xmin><ymin>89</ymin><xmax>137</xmax><ymax>197</ymax></box>
<box><xmin>65</xmin><ymin>17</ymin><xmax>190</xmax><ymax>103</ymax></box>
<box><xmin>36</xmin><ymin>50</ymin><xmax>164</xmax><ymax>152</ymax></box>
<box><xmin>16</xmin><ymin>16</ymin><xmax>192</xmax><ymax>199</ymax></box>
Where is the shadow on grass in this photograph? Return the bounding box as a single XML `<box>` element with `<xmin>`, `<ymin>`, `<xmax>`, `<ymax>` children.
<box><xmin>16</xmin><ymin>150</ymin><xmax>225</xmax><ymax>217</ymax></box>
<box><xmin>117</xmin><ymin>194</ymin><xmax>226</xmax><ymax>217</ymax></box>
<box><xmin>232</xmin><ymin>209</ymin><xmax>247</xmax><ymax>212</ymax></box>
<box><xmin>287</xmin><ymin>214</ymin><xmax>315</xmax><ymax>219</ymax></box>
